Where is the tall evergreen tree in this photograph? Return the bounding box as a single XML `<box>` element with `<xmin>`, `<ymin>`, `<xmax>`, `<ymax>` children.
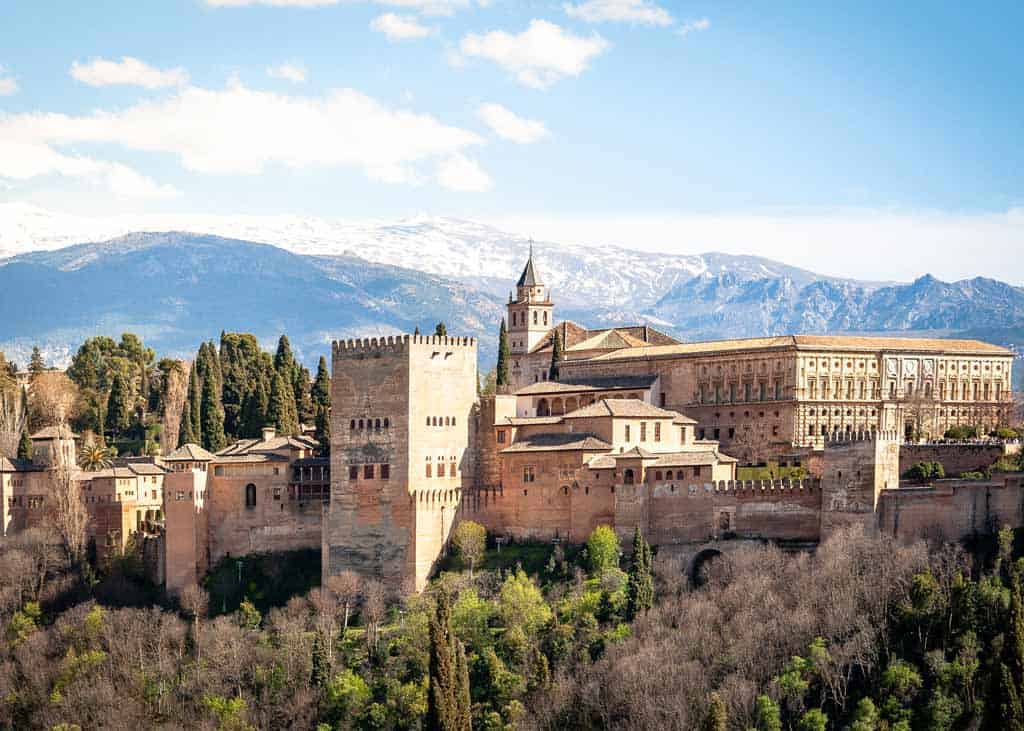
<box><xmin>549</xmin><ymin>331</ymin><xmax>563</xmax><ymax>381</ymax></box>
<box><xmin>274</xmin><ymin>335</ymin><xmax>297</xmax><ymax>379</ymax></box>
<box><xmin>179</xmin><ymin>362</ymin><xmax>201</xmax><ymax>446</ymax></box>
<box><xmin>984</xmin><ymin>573</ymin><xmax>1024</xmax><ymax>730</ymax></box>
<box><xmin>268</xmin><ymin>369</ymin><xmax>299</xmax><ymax>436</ymax></box>
<box><xmin>700</xmin><ymin>692</ymin><xmax>727</xmax><ymax>731</ymax></box>
<box><xmin>220</xmin><ymin>332</ymin><xmax>262</xmax><ymax>439</ymax></box>
<box><xmin>434</xmin><ymin>322</ymin><xmax>447</xmax><ymax>337</ymax></box>
<box><xmin>17</xmin><ymin>425</ymin><xmax>32</xmax><ymax>461</ymax></box>
<box><xmin>426</xmin><ymin>588</ymin><xmax>471</xmax><ymax>731</ymax></box>
<box><xmin>293</xmin><ymin>364</ymin><xmax>314</xmax><ymax>426</ymax></box>
<box><xmin>28</xmin><ymin>347</ymin><xmax>45</xmax><ymax>380</ymax></box>
<box><xmin>240</xmin><ymin>374</ymin><xmax>270</xmax><ymax>438</ymax></box>
<box><xmin>201</xmin><ymin>374</ymin><xmax>227</xmax><ymax>452</ymax></box>
<box><xmin>107</xmin><ymin>371</ymin><xmax>132</xmax><ymax>438</ymax></box>
<box><xmin>626</xmin><ymin>525</ymin><xmax>655</xmax><ymax>620</ymax></box>
<box><xmin>312</xmin><ymin>356</ymin><xmax>331</xmax><ymax>410</ymax></box>
<box><xmin>496</xmin><ymin>318</ymin><xmax>510</xmax><ymax>388</ymax></box>
<box><xmin>314</xmin><ymin>404</ymin><xmax>331</xmax><ymax>456</ymax></box>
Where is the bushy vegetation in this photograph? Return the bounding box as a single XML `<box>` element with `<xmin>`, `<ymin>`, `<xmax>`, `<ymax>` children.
<box><xmin>903</xmin><ymin>461</ymin><xmax>946</xmax><ymax>481</ymax></box>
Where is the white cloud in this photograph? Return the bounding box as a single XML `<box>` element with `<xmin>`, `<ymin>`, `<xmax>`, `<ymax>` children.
<box><xmin>436</xmin><ymin>153</ymin><xmax>493</xmax><ymax>191</ymax></box>
<box><xmin>70</xmin><ymin>57</ymin><xmax>189</xmax><ymax>89</ymax></box>
<box><xmin>0</xmin><ymin>67</ymin><xmax>18</xmax><ymax>96</ymax></box>
<box><xmin>677</xmin><ymin>17</ymin><xmax>710</xmax><ymax>36</ymax></box>
<box><xmin>371</xmin><ymin>13</ymin><xmax>434</xmax><ymax>40</ymax></box>
<box><xmin>0</xmin><ymin>82</ymin><xmax>488</xmax><ymax>195</ymax></box>
<box><xmin>564</xmin><ymin>0</ymin><xmax>672</xmax><ymax>27</ymax></box>
<box><xmin>459</xmin><ymin>20</ymin><xmax>609</xmax><ymax>89</ymax></box>
<box><xmin>206</xmin><ymin>0</ymin><xmax>474</xmax><ymax>14</ymax></box>
<box><xmin>267</xmin><ymin>62</ymin><xmax>307</xmax><ymax>83</ymax></box>
<box><xmin>477</xmin><ymin>103</ymin><xmax>549</xmax><ymax>144</ymax></box>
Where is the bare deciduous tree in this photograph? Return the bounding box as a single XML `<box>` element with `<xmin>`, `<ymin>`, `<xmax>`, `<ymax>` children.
<box><xmin>50</xmin><ymin>463</ymin><xmax>89</xmax><ymax>567</ymax></box>
<box><xmin>326</xmin><ymin>569</ymin><xmax>362</xmax><ymax>638</ymax></box>
<box><xmin>180</xmin><ymin>584</ymin><xmax>209</xmax><ymax>660</ymax></box>
<box><xmin>362</xmin><ymin>578</ymin><xmax>387</xmax><ymax>658</ymax></box>
<box><xmin>28</xmin><ymin>372</ymin><xmax>80</xmax><ymax>431</ymax></box>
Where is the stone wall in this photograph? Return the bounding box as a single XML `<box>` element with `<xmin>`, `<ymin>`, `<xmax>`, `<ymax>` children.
<box><xmin>163</xmin><ymin>470</ymin><xmax>207</xmax><ymax>596</ymax></box>
<box><xmin>899</xmin><ymin>443</ymin><xmax>1017</xmax><ymax>477</ymax></box>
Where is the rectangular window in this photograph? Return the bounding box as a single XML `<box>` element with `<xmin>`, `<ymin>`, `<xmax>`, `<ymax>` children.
<box><xmin>775</xmin><ymin>381</ymin><xmax>782</xmax><ymax>400</ymax></box>
<box><xmin>713</xmin><ymin>428</ymin><xmax>720</xmax><ymax>440</ymax></box>
<box><xmin>438</xmin><ymin>462</ymin><xmax>446</xmax><ymax>477</ymax></box>
<box><xmin>693</xmin><ymin>466</ymin><xmax>702</xmax><ymax>477</ymax></box>
<box><xmin>654</xmin><ymin>423</ymin><xmax>661</xmax><ymax>442</ymax></box>
<box><xmin>697</xmin><ymin>428</ymin><xmax>705</xmax><ymax>440</ymax></box>
<box><xmin>659</xmin><ymin>392</ymin><xmax>666</xmax><ymax>407</ymax></box>
<box><xmin>364</xmin><ymin>464</ymin><xmax>374</xmax><ymax>479</ymax></box>
<box><xmin>497</xmin><ymin>430</ymin><xmax>506</xmax><ymax>444</ymax></box>
<box><xmin>625</xmin><ymin>424</ymin><xmax>631</xmax><ymax>441</ymax></box>
<box><xmin>640</xmin><ymin>422</ymin><xmax>647</xmax><ymax>441</ymax></box>
<box><xmin>729</xmin><ymin>384</ymin><xmax>736</xmax><ymax>402</ymax></box>
<box><xmin>523</xmin><ymin>466</ymin><xmax>535</xmax><ymax>483</ymax></box>
<box><xmin>381</xmin><ymin>464</ymin><xmax>390</xmax><ymax>480</ymax></box>
<box><xmin>728</xmin><ymin>427</ymin><xmax>735</xmax><ymax>439</ymax></box>
<box><xmin>744</xmin><ymin>383</ymin><xmax>751</xmax><ymax>401</ymax></box>
<box><xmin>759</xmin><ymin>382</ymin><xmax>766</xmax><ymax>401</ymax></box>
<box><xmin>349</xmin><ymin>465</ymin><xmax>358</xmax><ymax>480</ymax></box>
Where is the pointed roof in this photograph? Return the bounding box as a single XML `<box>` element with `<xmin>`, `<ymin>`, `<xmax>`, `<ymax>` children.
<box><xmin>516</xmin><ymin>243</ymin><xmax>542</xmax><ymax>287</ymax></box>
<box><xmin>165</xmin><ymin>443</ymin><xmax>215</xmax><ymax>462</ymax></box>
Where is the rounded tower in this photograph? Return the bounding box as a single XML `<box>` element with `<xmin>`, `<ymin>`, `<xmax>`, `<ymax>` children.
<box><xmin>506</xmin><ymin>242</ymin><xmax>553</xmax><ymax>355</ymax></box>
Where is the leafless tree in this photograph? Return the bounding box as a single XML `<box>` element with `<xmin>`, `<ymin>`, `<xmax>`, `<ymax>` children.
<box><xmin>49</xmin><ymin>463</ymin><xmax>89</xmax><ymax>567</ymax></box>
<box><xmin>0</xmin><ymin>386</ymin><xmax>27</xmax><ymax>458</ymax></box>
<box><xmin>180</xmin><ymin>584</ymin><xmax>209</xmax><ymax>660</ymax></box>
<box><xmin>28</xmin><ymin>371</ymin><xmax>80</xmax><ymax>431</ymax></box>
<box><xmin>159</xmin><ymin>360</ymin><xmax>188</xmax><ymax>455</ymax></box>
<box><xmin>326</xmin><ymin>569</ymin><xmax>362</xmax><ymax>638</ymax></box>
<box><xmin>362</xmin><ymin>578</ymin><xmax>387</xmax><ymax>658</ymax></box>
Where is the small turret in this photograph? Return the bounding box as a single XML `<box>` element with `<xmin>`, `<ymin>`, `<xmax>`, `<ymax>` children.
<box><xmin>507</xmin><ymin>241</ymin><xmax>554</xmax><ymax>356</ymax></box>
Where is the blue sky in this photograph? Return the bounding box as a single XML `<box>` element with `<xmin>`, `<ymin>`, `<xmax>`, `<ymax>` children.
<box><xmin>2</xmin><ymin>1</ymin><xmax>1023</xmax><ymax>282</ymax></box>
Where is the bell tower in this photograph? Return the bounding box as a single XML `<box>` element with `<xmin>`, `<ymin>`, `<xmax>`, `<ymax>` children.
<box><xmin>507</xmin><ymin>242</ymin><xmax>553</xmax><ymax>355</ymax></box>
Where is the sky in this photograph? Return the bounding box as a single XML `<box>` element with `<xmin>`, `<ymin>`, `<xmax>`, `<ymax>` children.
<box><xmin>1</xmin><ymin>1</ymin><xmax>1023</xmax><ymax>283</ymax></box>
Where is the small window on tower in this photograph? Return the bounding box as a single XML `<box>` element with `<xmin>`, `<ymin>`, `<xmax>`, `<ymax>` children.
<box><xmin>348</xmin><ymin>466</ymin><xmax>358</xmax><ymax>481</ymax></box>
<box><xmin>533</xmin><ymin>311</ymin><xmax>538</xmax><ymax>324</ymax></box>
<box><xmin>381</xmin><ymin>464</ymin><xmax>390</xmax><ymax>480</ymax></box>
<box><xmin>364</xmin><ymin>464</ymin><xmax>374</xmax><ymax>479</ymax></box>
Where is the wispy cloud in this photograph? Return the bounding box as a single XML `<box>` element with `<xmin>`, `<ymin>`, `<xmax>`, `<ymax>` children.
<box><xmin>677</xmin><ymin>18</ymin><xmax>710</xmax><ymax>37</ymax></box>
<box><xmin>206</xmin><ymin>0</ymin><xmax>476</xmax><ymax>15</ymax></box>
<box><xmin>459</xmin><ymin>20</ymin><xmax>609</xmax><ymax>89</ymax></box>
<box><xmin>477</xmin><ymin>103</ymin><xmax>549</xmax><ymax>144</ymax></box>
<box><xmin>0</xmin><ymin>66</ymin><xmax>18</xmax><ymax>96</ymax></box>
<box><xmin>267</xmin><ymin>62</ymin><xmax>307</xmax><ymax>83</ymax></box>
<box><xmin>564</xmin><ymin>0</ymin><xmax>672</xmax><ymax>27</ymax></box>
<box><xmin>371</xmin><ymin>13</ymin><xmax>434</xmax><ymax>40</ymax></box>
<box><xmin>0</xmin><ymin>82</ymin><xmax>488</xmax><ymax>195</ymax></box>
<box><xmin>70</xmin><ymin>57</ymin><xmax>189</xmax><ymax>89</ymax></box>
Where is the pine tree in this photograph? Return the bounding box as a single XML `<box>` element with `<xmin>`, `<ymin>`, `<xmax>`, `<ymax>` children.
<box><xmin>17</xmin><ymin>425</ymin><xmax>32</xmax><ymax>461</ymax></box>
<box><xmin>28</xmin><ymin>347</ymin><xmax>45</xmax><ymax>380</ymax></box>
<box><xmin>549</xmin><ymin>331</ymin><xmax>563</xmax><ymax>381</ymax></box>
<box><xmin>496</xmin><ymin>318</ymin><xmax>510</xmax><ymax>388</ymax></box>
<box><xmin>434</xmin><ymin>322</ymin><xmax>447</xmax><ymax>337</ymax></box>
<box><xmin>984</xmin><ymin>573</ymin><xmax>1024</xmax><ymax>730</ymax></box>
<box><xmin>426</xmin><ymin>588</ymin><xmax>471</xmax><ymax>731</ymax></box>
<box><xmin>312</xmin><ymin>356</ymin><xmax>331</xmax><ymax>410</ymax></box>
<box><xmin>268</xmin><ymin>369</ymin><xmax>299</xmax><ymax>436</ymax></box>
<box><xmin>107</xmin><ymin>371</ymin><xmax>132</xmax><ymax>438</ymax></box>
<box><xmin>626</xmin><ymin>525</ymin><xmax>654</xmax><ymax>620</ymax></box>
<box><xmin>201</xmin><ymin>374</ymin><xmax>227</xmax><ymax>452</ymax></box>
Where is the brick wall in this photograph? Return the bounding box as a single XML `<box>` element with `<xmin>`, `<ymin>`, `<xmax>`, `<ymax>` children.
<box><xmin>899</xmin><ymin>444</ymin><xmax>1014</xmax><ymax>477</ymax></box>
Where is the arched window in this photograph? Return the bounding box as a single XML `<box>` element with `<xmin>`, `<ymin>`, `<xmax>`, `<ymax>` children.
<box><xmin>533</xmin><ymin>311</ymin><xmax>538</xmax><ymax>324</ymax></box>
<box><xmin>676</xmin><ymin>470</ymin><xmax>685</xmax><ymax>480</ymax></box>
<box><xmin>544</xmin><ymin>312</ymin><xmax>548</xmax><ymax>325</ymax></box>
<box><xmin>384</xmin><ymin>418</ymin><xmax>390</xmax><ymax>428</ymax></box>
<box><xmin>350</xmin><ymin>419</ymin><xmax>355</xmax><ymax>430</ymax></box>
<box><xmin>426</xmin><ymin>463</ymin><xmax>432</xmax><ymax>478</ymax></box>
<box><xmin>358</xmin><ymin>419</ymin><xmax>364</xmax><ymax>429</ymax></box>
<box><xmin>426</xmin><ymin>417</ymin><xmax>431</xmax><ymax>426</ymax></box>
<box><xmin>623</xmin><ymin>469</ymin><xmax>635</xmax><ymax>485</ymax></box>
<box><xmin>438</xmin><ymin>462</ymin><xmax>446</xmax><ymax>477</ymax></box>
<box><xmin>375</xmin><ymin>418</ymin><xmax>381</xmax><ymax>429</ymax></box>
<box><xmin>245</xmin><ymin>483</ymin><xmax>256</xmax><ymax>509</ymax></box>
<box><xmin>512</xmin><ymin>312</ymin><xmax>517</xmax><ymax>326</ymax></box>
<box><xmin>445</xmin><ymin>416</ymin><xmax>450</xmax><ymax>426</ymax></box>
<box><xmin>452</xmin><ymin>417</ymin><xmax>456</xmax><ymax>426</ymax></box>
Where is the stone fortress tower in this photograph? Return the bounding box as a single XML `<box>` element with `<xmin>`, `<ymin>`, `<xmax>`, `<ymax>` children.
<box><xmin>323</xmin><ymin>334</ymin><xmax>478</xmax><ymax>594</ymax></box>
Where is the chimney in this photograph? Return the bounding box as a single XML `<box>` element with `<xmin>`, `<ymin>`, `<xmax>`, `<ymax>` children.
<box><xmin>261</xmin><ymin>426</ymin><xmax>276</xmax><ymax>442</ymax></box>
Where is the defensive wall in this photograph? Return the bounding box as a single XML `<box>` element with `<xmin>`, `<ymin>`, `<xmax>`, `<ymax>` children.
<box><xmin>899</xmin><ymin>441</ymin><xmax>1020</xmax><ymax>477</ymax></box>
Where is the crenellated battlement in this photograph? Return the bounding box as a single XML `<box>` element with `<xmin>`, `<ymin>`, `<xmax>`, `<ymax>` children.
<box><xmin>711</xmin><ymin>478</ymin><xmax>821</xmax><ymax>494</ymax></box>
<box><xmin>824</xmin><ymin>429</ymin><xmax>901</xmax><ymax>446</ymax></box>
<box><xmin>332</xmin><ymin>333</ymin><xmax>477</xmax><ymax>359</ymax></box>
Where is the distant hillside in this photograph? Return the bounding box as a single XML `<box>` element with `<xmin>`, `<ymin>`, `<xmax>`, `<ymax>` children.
<box><xmin>1</xmin><ymin>228</ymin><xmax>1022</xmax><ymax>392</ymax></box>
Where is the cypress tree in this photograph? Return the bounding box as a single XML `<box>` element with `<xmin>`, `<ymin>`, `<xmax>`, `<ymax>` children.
<box><xmin>312</xmin><ymin>356</ymin><xmax>330</xmax><ymax>410</ymax></box>
<box><xmin>315</xmin><ymin>404</ymin><xmax>330</xmax><ymax>456</ymax></box>
<box><xmin>201</xmin><ymin>374</ymin><xmax>227</xmax><ymax>452</ymax></box>
<box><xmin>274</xmin><ymin>335</ymin><xmax>297</xmax><ymax>380</ymax></box>
<box><xmin>549</xmin><ymin>331</ymin><xmax>563</xmax><ymax>381</ymax></box>
<box><xmin>179</xmin><ymin>362</ymin><xmax>201</xmax><ymax>445</ymax></box>
<box><xmin>700</xmin><ymin>691</ymin><xmax>727</xmax><ymax>731</ymax></box>
<box><xmin>311</xmin><ymin>629</ymin><xmax>331</xmax><ymax>688</ymax></box>
<box><xmin>107</xmin><ymin>371</ymin><xmax>132</xmax><ymax>438</ymax></box>
<box><xmin>434</xmin><ymin>322</ymin><xmax>447</xmax><ymax>337</ymax></box>
<box><xmin>268</xmin><ymin>369</ymin><xmax>299</xmax><ymax>436</ymax></box>
<box><xmin>240</xmin><ymin>375</ymin><xmax>270</xmax><ymax>438</ymax></box>
<box><xmin>496</xmin><ymin>318</ymin><xmax>510</xmax><ymax>388</ymax></box>
<box><xmin>426</xmin><ymin>588</ymin><xmax>471</xmax><ymax>731</ymax></box>
<box><xmin>189</xmin><ymin>361</ymin><xmax>202</xmax><ymax>445</ymax></box>
<box><xmin>17</xmin><ymin>425</ymin><xmax>32</xmax><ymax>461</ymax></box>
<box><xmin>294</xmin><ymin>365</ymin><xmax>314</xmax><ymax>427</ymax></box>
<box><xmin>28</xmin><ymin>346</ymin><xmax>45</xmax><ymax>380</ymax></box>
<box><xmin>626</xmin><ymin>525</ymin><xmax>654</xmax><ymax>620</ymax></box>
<box><xmin>984</xmin><ymin>574</ymin><xmax>1024</xmax><ymax>730</ymax></box>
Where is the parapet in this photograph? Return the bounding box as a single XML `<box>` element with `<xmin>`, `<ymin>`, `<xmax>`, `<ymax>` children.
<box><xmin>712</xmin><ymin>478</ymin><xmax>821</xmax><ymax>493</ymax></box>
<box><xmin>332</xmin><ymin>333</ymin><xmax>477</xmax><ymax>359</ymax></box>
<box><xmin>824</xmin><ymin>429</ymin><xmax>900</xmax><ymax>446</ymax></box>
